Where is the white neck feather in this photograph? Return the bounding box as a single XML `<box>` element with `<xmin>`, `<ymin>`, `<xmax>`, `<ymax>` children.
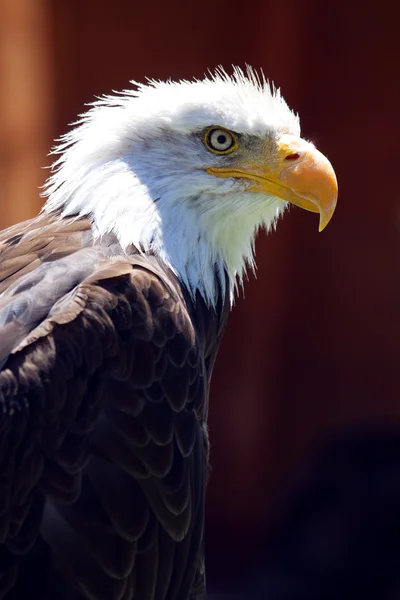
<box><xmin>43</xmin><ymin>153</ymin><xmax>284</xmax><ymax>306</ymax></box>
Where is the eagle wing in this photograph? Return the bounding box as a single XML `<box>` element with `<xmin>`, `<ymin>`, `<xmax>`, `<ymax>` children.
<box><xmin>0</xmin><ymin>215</ymin><xmax>220</xmax><ymax>600</ymax></box>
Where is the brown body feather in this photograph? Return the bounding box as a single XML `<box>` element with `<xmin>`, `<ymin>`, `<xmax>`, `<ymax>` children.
<box><xmin>0</xmin><ymin>214</ymin><xmax>229</xmax><ymax>600</ymax></box>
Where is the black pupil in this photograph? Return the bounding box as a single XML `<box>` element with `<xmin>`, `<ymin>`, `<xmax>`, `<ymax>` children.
<box><xmin>217</xmin><ymin>134</ymin><xmax>227</xmax><ymax>146</ymax></box>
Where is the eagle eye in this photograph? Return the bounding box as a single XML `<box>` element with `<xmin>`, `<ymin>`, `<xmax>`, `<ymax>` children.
<box><xmin>204</xmin><ymin>127</ymin><xmax>238</xmax><ymax>155</ymax></box>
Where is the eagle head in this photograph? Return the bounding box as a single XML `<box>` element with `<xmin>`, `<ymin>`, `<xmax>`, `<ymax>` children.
<box><xmin>43</xmin><ymin>67</ymin><xmax>338</xmax><ymax>305</ymax></box>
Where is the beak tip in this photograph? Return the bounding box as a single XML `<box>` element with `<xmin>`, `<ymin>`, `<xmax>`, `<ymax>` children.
<box><xmin>318</xmin><ymin>199</ymin><xmax>337</xmax><ymax>232</ymax></box>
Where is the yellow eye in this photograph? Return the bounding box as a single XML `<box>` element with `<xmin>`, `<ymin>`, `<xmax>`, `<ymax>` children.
<box><xmin>204</xmin><ymin>127</ymin><xmax>238</xmax><ymax>154</ymax></box>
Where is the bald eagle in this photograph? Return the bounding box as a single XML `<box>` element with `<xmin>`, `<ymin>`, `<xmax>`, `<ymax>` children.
<box><xmin>0</xmin><ymin>68</ymin><xmax>337</xmax><ymax>600</ymax></box>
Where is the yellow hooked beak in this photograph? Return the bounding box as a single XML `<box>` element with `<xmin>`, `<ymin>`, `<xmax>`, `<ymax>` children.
<box><xmin>206</xmin><ymin>134</ymin><xmax>338</xmax><ymax>232</ymax></box>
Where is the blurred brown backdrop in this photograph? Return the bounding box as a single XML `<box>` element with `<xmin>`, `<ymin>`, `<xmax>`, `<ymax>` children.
<box><xmin>1</xmin><ymin>0</ymin><xmax>400</xmax><ymax>587</ymax></box>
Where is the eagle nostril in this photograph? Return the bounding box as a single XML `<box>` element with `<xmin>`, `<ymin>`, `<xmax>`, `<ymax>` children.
<box><xmin>284</xmin><ymin>152</ymin><xmax>300</xmax><ymax>161</ymax></box>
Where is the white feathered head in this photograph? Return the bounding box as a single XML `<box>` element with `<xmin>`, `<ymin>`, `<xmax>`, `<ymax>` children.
<box><xmin>43</xmin><ymin>67</ymin><xmax>338</xmax><ymax>305</ymax></box>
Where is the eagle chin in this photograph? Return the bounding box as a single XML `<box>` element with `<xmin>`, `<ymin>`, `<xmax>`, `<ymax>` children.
<box><xmin>0</xmin><ymin>67</ymin><xmax>337</xmax><ymax>599</ymax></box>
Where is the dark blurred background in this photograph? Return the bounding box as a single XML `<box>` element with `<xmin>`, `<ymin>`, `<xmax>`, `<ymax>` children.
<box><xmin>1</xmin><ymin>1</ymin><xmax>400</xmax><ymax>597</ymax></box>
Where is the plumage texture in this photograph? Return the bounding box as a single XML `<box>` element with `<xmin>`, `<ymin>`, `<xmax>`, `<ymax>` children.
<box><xmin>0</xmin><ymin>215</ymin><xmax>228</xmax><ymax>599</ymax></box>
